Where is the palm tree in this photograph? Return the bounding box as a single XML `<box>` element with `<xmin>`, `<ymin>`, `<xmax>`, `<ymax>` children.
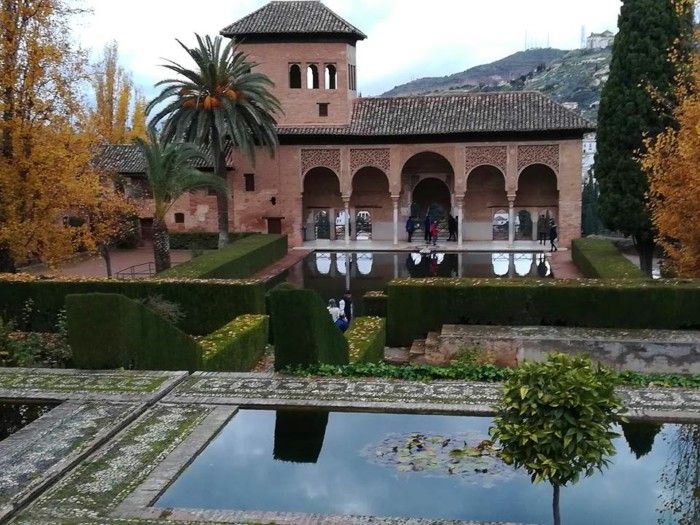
<box><xmin>136</xmin><ymin>132</ymin><xmax>226</xmax><ymax>272</ymax></box>
<box><xmin>147</xmin><ymin>34</ymin><xmax>281</xmax><ymax>249</ymax></box>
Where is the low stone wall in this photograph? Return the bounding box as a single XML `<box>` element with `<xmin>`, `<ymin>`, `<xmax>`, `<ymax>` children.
<box><xmin>437</xmin><ymin>325</ymin><xmax>700</xmax><ymax>374</ymax></box>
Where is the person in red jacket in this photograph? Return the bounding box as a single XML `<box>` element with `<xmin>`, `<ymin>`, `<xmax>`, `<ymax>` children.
<box><xmin>430</xmin><ymin>220</ymin><xmax>439</xmax><ymax>246</ymax></box>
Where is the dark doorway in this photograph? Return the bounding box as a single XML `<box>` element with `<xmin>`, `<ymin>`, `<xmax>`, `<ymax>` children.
<box><xmin>412</xmin><ymin>177</ymin><xmax>451</xmax><ymax>221</ymax></box>
<box><xmin>267</xmin><ymin>218</ymin><xmax>283</xmax><ymax>234</ymax></box>
<box><xmin>139</xmin><ymin>218</ymin><xmax>154</xmax><ymax>243</ymax></box>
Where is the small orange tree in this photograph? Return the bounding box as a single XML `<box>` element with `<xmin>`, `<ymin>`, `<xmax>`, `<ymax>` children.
<box><xmin>643</xmin><ymin>55</ymin><xmax>700</xmax><ymax>277</ymax></box>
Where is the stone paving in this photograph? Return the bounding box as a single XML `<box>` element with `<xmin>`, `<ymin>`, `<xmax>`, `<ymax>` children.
<box><xmin>2</xmin><ymin>368</ymin><xmax>699</xmax><ymax>525</ymax></box>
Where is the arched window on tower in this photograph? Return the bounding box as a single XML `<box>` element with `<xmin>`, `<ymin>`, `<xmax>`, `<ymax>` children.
<box><xmin>325</xmin><ymin>64</ymin><xmax>337</xmax><ymax>89</ymax></box>
<box><xmin>289</xmin><ymin>64</ymin><xmax>301</xmax><ymax>89</ymax></box>
<box><xmin>307</xmin><ymin>64</ymin><xmax>319</xmax><ymax>89</ymax></box>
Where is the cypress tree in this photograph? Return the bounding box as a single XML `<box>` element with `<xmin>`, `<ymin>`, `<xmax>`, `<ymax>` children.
<box><xmin>594</xmin><ymin>0</ymin><xmax>695</xmax><ymax>275</ymax></box>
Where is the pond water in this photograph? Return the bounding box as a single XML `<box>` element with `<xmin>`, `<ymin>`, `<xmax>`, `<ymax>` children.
<box><xmin>286</xmin><ymin>251</ymin><xmax>553</xmax><ymax>314</ymax></box>
<box><xmin>0</xmin><ymin>401</ymin><xmax>54</xmax><ymax>442</ymax></box>
<box><xmin>157</xmin><ymin>410</ymin><xmax>698</xmax><ymax>524</ymax></box>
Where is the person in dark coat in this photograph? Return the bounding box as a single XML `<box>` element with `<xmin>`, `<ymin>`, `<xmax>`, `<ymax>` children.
<box><xmin>447</xmin><ymin>215</ymin><xmax>457</xmax><ymax>241</ymax></box>
<box><xmin>549</xmin><ymin>219</ymin><xmax>558</xmax><ymax>252</ymax></box>
<box><xmin>342</xmin><ymin>290</ymin><xmax>353</xmax><ymax>321</ymax></box>
<box><xmin>405</xmin><ymin>216</ymin><xmax>416</xmax><ymax>242</ymax></box>
<box><xmin>423</xmin><ymin>214</ymin><xmax>431</xmax><ymax>243</ymax></box>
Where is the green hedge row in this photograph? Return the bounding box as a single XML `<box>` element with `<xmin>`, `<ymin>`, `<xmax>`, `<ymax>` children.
<box><xmin>199</xmin><ymin>314</ymin><xmax>268</xmax><ymax>372</ymax></box>
<box><xmin>572</xmin><ymin>238</ymin><xmax>646</xmax><ymax>278</ymax></box>
<box><xmin>169</xmin><ymin>232</ymin><xmax>253</xmax><ymax>250</ymax></box>
<box><xmin>159</xmin><ymin>234</ymin><xmax>287</xmax><ymax>279</ymax></box>
<box><xmin>361</xmin><ymin>292</ymin><xmax>388</xmax><ymax>317</ymax></box>
<box><xmin>0</xmin><ymin>274</ymin><xmax>265</xmax><ymax>335</ymax></box>
<box><xmin>387</xmin><ymin>278</ymin><xmax>700</xmax><ymax>346</ymax></box>
<box><xmin>267</xmin><ymin>284</ymin><xmax>349</xmax><ymax>371</ymax></box>
<box><xmin>345</xmin><ymin>317</ymin><xmax>386</xmax><ymax>363</ymax></box>
<box><xmin>66</xmin><ymin>293</ymin><xmax>202</xmax><ymax>371</ymax></box>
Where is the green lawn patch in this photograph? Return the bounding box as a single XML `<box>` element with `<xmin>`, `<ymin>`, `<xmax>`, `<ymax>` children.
<box><xmin>572</xmin><ymin>238</ymin><xmax>646</xmax><ymax>278</ymax></box>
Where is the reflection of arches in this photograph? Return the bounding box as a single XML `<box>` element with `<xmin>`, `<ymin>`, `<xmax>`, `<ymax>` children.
<box><xmin>350</xmin><ymin>166</ymin><xmax>390</xmax><ymax>241</ymax></box>
<box><xmin>357</xmin><ymin>253</ymin><xmax>373</xmax><ymax>275</ymax></box>
<box><xmin>289</xmin><ymin>64</ymin><xmax>301</xmax><ymax>89</ymax></box>
<box><xmin>464</xmin><ymin>165</ymin><xmax>508</xmax><ymax>241</ymax></box>
<box><xmin>492</xmin><ymin>253</ymin><xmax>509</xmax><ymax>276</ymax></box>
<box><xmin>315</xmin><ymin>252</ymin><xmax>331</xmax><ymax>274</ymax></box>
<box><xmin>336</xmin><ymin>252</ymin><xmax>348</xmax><ymax>275</ymax></box>
<box><xmin>514</xmin><ymin>253</ymin><xmax>533</xmax><ymax>276</ymax></box>
<box><xmin>325</xmin><ymin>64</ymin><xmax>337</xmax><ymax>89</ymax></box>
<box><xmin>493</xmin><ymin>210</ymin><xmax>509</xmax><ymax>241</ymax></box>
<box><xmin>307</xmin><ymin>64</ymin><xmax>319</xmax><ymax>89</ymax></box>
<box><xmin>303</xmin><ymin>167</ymin><xmax>342</xmax><ymax>240</ymax></box>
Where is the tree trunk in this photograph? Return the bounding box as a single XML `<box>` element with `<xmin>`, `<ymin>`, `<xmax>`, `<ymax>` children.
<box><xmin>152</xmin><ymin>218</ymin><xmax>171</xmax><ymax>273</ymax></box>
<box><xmin>211</xmin><ymin>134</ymin><xmax>229</xmax><ymax>249</ymax></box>
<box><xmin>552</xmin><ymin>483</ymin><xmax>561</xmax><ymax>525</ymax></box>
<box><xmin>99</xmin><ymin>244</ymin><xmax>113</xmax><ymax>278</ymax></box>
<box><xmin>0</xmin><ymin>245</ymin><xmax>16</xmax><ymax>273</ymax></box>
<box><xmin>634</xmin><ymin>232</ymin><xmax>655</xmax><ymax>277</ymax></box>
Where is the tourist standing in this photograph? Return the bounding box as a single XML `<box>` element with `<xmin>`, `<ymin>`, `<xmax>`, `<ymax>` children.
<box><xmin>335</xmin><ymin>313</ymin><xmax>349</xmax><ymax>332</ymax></box>
<box><xmin>342</xmin><ymin>290</ymin><xmax>353</xmax><ymax>321</ymax></box>
<box><xmin>537</xmin><ymin>214</ymin><xmax>547</xmax><ymax>245</ymax></box>
<box><xmin>447</xmin><ymin>215</ymin><xmax>457</xmax><ymax>241</ymax></box>
<box><xmin>430</xmin><ymin>220</ymin><xmax>439</xmax><ymax>246</ymax></box>
<box><xmin>423</xmin><ymin>214</ymin><xmax>431</xmax><ymax>243</ymax></box>
<box><xmin>327</xmin><ymin>299</ymin><xmax>341</xmax><ymax>322</ymax></box>
<box><xmin>406</xmin><ymin>216</ymin><xmax>416</xmax><ymax>242</ymax></box>
<box><xmin>549</xmin><ymin>219</ymin><xmax>558</xmax><ymax>252</ymax></box>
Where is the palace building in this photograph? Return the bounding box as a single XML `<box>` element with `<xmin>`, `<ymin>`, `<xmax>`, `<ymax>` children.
<box><xmin>100</xmin><ymin>0</ymin><xmax>594</xmax><ymax>248</ymax></box>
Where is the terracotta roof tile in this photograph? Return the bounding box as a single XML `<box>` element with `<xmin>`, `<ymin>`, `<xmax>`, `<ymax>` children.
<box><xmin>221</xmin><ymin>1</ymin><xmax>366</xmax><ymax>40</ymax></box>
<box><xmin>94</xmin><ymin>144</ymin><xmax>234</xmax><ymax>175</ymax></box>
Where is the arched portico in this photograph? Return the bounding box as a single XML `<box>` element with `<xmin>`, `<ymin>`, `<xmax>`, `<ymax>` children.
<box><xmin>302</xmin><ymin>167</ymin><xmax>343</xmax><ymax>240</ymax></box>
<box><xmin>515</xmin><ymin>164</ymin><xmax>559</xmax><ymax>241</ymax></box>
<box><xmin>464</xmin><ymin>165</ymin><xmax>508</xmax><ymax>241</ymax></box>
<box><xmin>349</xmin><ymin>167</ymin><xmax>391</xmax><ymax>241</ymax></box>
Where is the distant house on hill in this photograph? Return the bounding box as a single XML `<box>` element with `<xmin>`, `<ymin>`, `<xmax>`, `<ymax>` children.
<box><xmin>586</xmin><ymin>31</ymin><xmax>615</xmax><ymax>50</ymax></box>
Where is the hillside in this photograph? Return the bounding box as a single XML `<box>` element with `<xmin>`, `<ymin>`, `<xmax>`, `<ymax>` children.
<box><xmin>382</xmin><ymin>48</ymin><xmax>568</xmax><ymax>97</ymax></box>
<box><xmin>382</xmin><ymin>47</ymin><xmax>612</xmax><ymax>122</ymax></box>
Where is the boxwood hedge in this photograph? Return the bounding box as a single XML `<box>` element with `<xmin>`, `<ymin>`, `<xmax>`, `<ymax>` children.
<box><xmin>0</xmin><ymin>274</ymin><xmax>265</xmax><ymax>335</ymax></box>
<box><xmin>361</xmin><ymin>292</ymin><xmax>388</xmax><ymax>317</ymax></box>
<box><xmin>345</xmin><ymin>316</ymin><xmax>386</xmax><ymax>363</ymax></box>
<box><xmin>267</xmin><ymin>284</ymin><xmax>349</xmax><ymax>371</ymax></box>
<box><xmin>572</xmin><ymin>238</ymin><xmax>645</xmax><ymax>279</ymax></box>
<box><xmin>387</xmin><ymin>278</ymin><xmax>700</xmax><ymax>346</ymax></box>
<box><xmin>159</xmin><ymin>234</ymin><xmax>287</xmax><ymax>279</ymax></box>
<box><xmin>169</xmin><ymin>232</ymin><xmax>252</xmax><ymax>250</ymax></box>
<box><xmin>199</xmin><ymin>314</ymin><xmax>268</xmax><ymax>372</ymax></box>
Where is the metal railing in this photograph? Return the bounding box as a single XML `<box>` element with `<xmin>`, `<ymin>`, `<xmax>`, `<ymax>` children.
<box><xmin>115</xmin><ymin>262</ymin><xmax>155</xmax><ymax>279</ymax></box>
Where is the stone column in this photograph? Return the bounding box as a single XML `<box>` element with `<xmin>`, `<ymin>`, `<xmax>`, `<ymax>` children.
<box><xmin>507</xmin><ymin>195</ymin><xmax>516</xmax><ymax>245</ymax></box>
<box><xmin>343</xmin><ymin>197</ymin><xmax>350</xmax><ymax>244</ymax></box>
<box><xmin>391</xmin><ymin>195</ymin><xmax>400</xmax><ymax>245</ymax></box>
<box><xmin>329</xmin><ymin>208</ymin><xmax>337</xmax><ymax>241</ymax></box>
<box><xmin>456</xmin><ymin>202</ymin><xmax>464</xmax><ymax>247</ymax></box>
<box><xmin>393</xmin><ymin>253</ymin><xmax>399</xmax><ymax>279</ymax></box>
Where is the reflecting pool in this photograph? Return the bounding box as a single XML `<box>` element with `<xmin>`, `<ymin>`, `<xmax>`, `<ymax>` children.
<box><xmin>0</xmin><ymin>401</ymin><xmax>54</xmax><ymax>442</ymax></box>
<box><xmin>286</xmin><ymin>251</ymin><xmax>553</xmax><ymax>314</ymax></box>
<box><xmin>157</xmin><ymin>410</ymin><xmax>698</xmax><ymax>524</ymax></box>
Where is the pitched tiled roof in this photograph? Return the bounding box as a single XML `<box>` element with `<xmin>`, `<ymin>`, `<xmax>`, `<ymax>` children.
<box><xmin>94</xmin><ymin>144</ymin><xmax>234</xmax><ymax>175</ymax></box>
<box><xmin>221</xmin><ymin>1</ymin><xmax>366</xmax><ymax>40</ymax></box>
<box><xmin>278</xmin><ymin>92</ymin><xmax>595</xmax><ymax>137</ymax></box>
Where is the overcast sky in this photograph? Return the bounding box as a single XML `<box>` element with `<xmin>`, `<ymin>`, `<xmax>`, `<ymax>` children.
<box><xmin>73</xmin><ymin>0</ymin><xmax>625</xmax><ymax>97</ymax></box>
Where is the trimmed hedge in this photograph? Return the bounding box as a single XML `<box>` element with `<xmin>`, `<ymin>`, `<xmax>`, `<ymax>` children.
<box><xmin>387</xmin><ymin>278</ymin><xmax>700</xmax><ymax>346</ymax></box>
<box><xmin>66</xmin><ymin>293</ymin><xmax>202</xmax><ymax>371</ymax></box>
<box><xmin>0</xmin><ymin>274</ymin><xmax>265</xmax><ymax>335</ymax></box>
<box><xmin>159</xmin><ymin>234</ymin><xmax>287</xmax><ymax>279</ymax></box>
<box><xmin>169</xmin><ymin>232</ymin><xmax>253</xmax><ymax>250</ymax></box>
<box><xmin>361</xmin><ymin>291</ymin><xmax>388</xmax><ymax>317</ymax></box>
<box><xmin>199</xmin><ymin>314</ymin><xmax>268</xmax><ymax>372</ymax></box>
<box><xmin>572</xmin><ymin>238</ymin><xmax>645</xmax><ymax>278</ymax></box>
<box><xmin>345</xmin><ymin>317</ymin><xmax>386</xmax><ymax>363</ymax></box>
<box><xmin>267</xmin><ymin>284</ymin><xmax>349</xmax><ymax>371</ymax></box>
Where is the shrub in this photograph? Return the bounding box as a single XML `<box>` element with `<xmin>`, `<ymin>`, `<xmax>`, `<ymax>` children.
<box><xmin>137</xmin><ymin>295</ymin><xmax>185</xmax><ymax>325</ymax></box>
<box><xmin>159</xmin><ymin>234</ymin><xmax>287</xmax><ymax>279</ymax></box>
<box><xmin>345</xmin><ymin>316</ymin><xmax>385</xmax><ymax>363</ymax></box>
<box><xmin>490</xmin><ymin>354</ymin><xmax>625</xmax><ymax>525</ymax></box>
<box><xmin>169</xmin><ymin>231</ymin><xmax>253</xmax><ymax>250</ymax></box>
<box><xmin>199</xmin><ymin>314</ymin><xmax>268</xmax><ymax>372</ymax></box>
<box><xmin>66</xmin><ymin>293</ymin><xmax>202</xmax><ymax>371</ymax></box>
<box><xmin>361</xmin><ymin>291</ymin><xmax>387</xmax><ymax>317</ymax></box>
<box><xmin>267</xmin><ymin>284</ymin><xmax>349</xmax><ymax>371</ymax></box>
<box><xmin>571</xmin><ymin>238</ymin><xmax>645</xmax><ymax>278</ymax></box>
<box><xmin>0</xmin><ymin>273</ymin><xmax>266</xmax><ymax>335</ymax></box>
<box><xmin>386</xmin><ymin>278</ymin><xmax>700</xmax><ymax>346</ymax></box>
